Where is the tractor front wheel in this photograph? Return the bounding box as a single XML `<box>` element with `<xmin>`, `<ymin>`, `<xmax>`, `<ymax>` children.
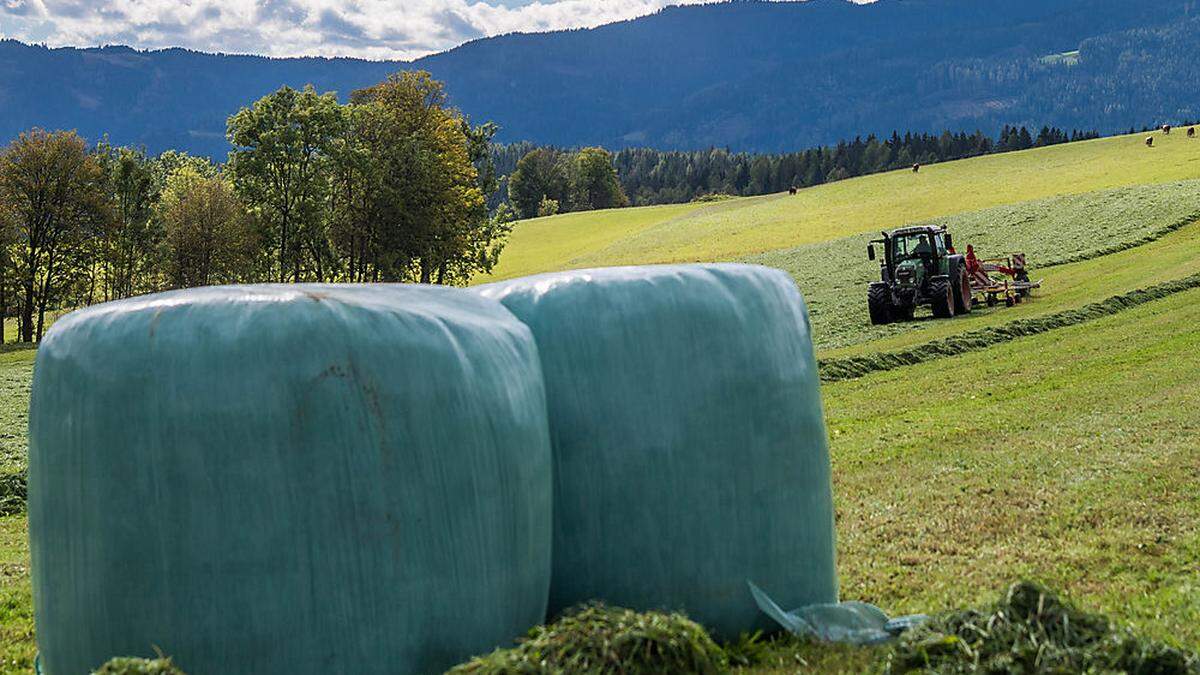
<box><xmin>868</xmin><ymin>285</ymin><xmax>893</xmax><ymax>325</ymax></box>
<box><xmin>931</xmin><ymin>278</ymin><xmax>955</xmax><ymax>318</ymax></box>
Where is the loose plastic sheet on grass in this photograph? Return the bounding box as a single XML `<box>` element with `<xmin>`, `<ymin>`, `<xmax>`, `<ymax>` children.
<box><xmin>478</xmin><ymin>264</ymin><xmax>838</xmax><ymax>638</ymax></box>
<box><xmin>749</xmin><ymin>582</ymin><xmax>927</xmax><ymax>646</ymax></box>
<box><xmin>28</xmin><ymin>284</ymin><xmax>553</xmax><ymax>675</ymax></box>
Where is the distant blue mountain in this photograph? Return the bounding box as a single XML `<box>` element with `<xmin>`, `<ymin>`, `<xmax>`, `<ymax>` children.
<box><xmin>1</xmin><ymin>0</ymin><xmax>1197</xmax><ymax>156</ymax></box>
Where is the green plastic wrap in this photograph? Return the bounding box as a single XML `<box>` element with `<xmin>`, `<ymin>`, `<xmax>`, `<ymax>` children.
<box><xmin>478</xmin><ymin>264</ymin><xmax>837</xmax><ymax>638</ymax></box>
<box><xmin>28</xmin><ymin>284</ymin><xmax>553</xmax><ymax>675</ymax></box>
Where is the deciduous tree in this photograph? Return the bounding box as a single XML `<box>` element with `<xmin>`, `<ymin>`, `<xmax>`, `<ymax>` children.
<box><xmin>158</xmin><ymin>167</ymin><xmax>256</xmax><ymax>289</ymax></box>
<box><xmin>227</xmin><ymin>85</ymin><xmax>340</xmax><ymax>282</ymax></box>
<box><xmin>0</xmin><ymin>129</ymin><xmax>109</xmax><ymax>342</ymax></box>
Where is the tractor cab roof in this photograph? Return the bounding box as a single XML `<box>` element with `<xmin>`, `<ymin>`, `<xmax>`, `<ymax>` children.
<box><xmin>887</xmin><ymin>225</ymin><xmax>946</xmax><ymax>237</ymax></box>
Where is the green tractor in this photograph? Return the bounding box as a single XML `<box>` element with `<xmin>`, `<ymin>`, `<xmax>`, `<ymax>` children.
<box><xmin>866</xmin><ymin>225</ymin><xmax>973</xmax><ymax>325</ymax></box>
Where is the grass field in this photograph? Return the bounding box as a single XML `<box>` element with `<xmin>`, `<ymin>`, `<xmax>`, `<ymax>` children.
<box><xmin>3</xmin><ymin>129</ymin><xmax>1200</xmax><ymax>673</ymax></box>
<box><xmin>480</xmin><ymin>131</ymin><xmax>1200</xmax><ymax>281</ymax></box>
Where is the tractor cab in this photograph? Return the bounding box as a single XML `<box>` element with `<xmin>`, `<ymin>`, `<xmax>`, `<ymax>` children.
<box><xmin>890</xmin><ymin>230</ymin><xmax>942</xmax><ymax>285</ymax></box>
<box><xmin>868</xmin><ymin>226</ymin><xmax>953</xmax><ymax>286</ymax></box>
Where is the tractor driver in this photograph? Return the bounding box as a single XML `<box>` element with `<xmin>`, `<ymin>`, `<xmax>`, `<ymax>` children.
<box><xmin>912</xmin><ymin>235</ymin><xmax>932</xmax><ymax>258</ymax></box>
<box><xmin>912</xmin><ymin>234</ymin><xmax>935</xmax><ymax>276</ymax></box>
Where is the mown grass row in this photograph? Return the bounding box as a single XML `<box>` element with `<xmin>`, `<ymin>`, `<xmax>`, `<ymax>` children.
<box><xmin>818</xmin><ymin>272</ymin><xmax>1200</xmax><ymax>382</ymax></box>
<box><xmin>1039</xmin><ymin>207</ymin><xmax>1200</xmax><ymax>268</ymax></box>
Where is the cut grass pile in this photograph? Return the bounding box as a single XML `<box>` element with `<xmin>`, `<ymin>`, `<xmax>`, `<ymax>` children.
<box><xmin>744</xmin><ymin>180</ymin><xmax>1200</xmax><ymax>350</ymax></box>
<box><xmin>449</xmin><ymin>604</ymin><xmax>729</xmax><ymax>675</ymax></box>
<box><xmin>0</xmin><ymin>475</ymin><xmax>24</xmax><ymax>518</ymax></box>
<box><xmin>93</xmin><ymin>657</ymin><xmax>187</xmax><ymax>675</ymax></box>
<box><xmin>885</xmin><ymin>582</ymin><xmax>1199</xmax><ymax>674</ymax></box>
<box><xmin>481</xmin><ymin>131</ymin><xmax>1200</xmax><ymax>281</ymax></box>
<box><xmin>446</xmin><ymin>582</ymin><xmax>1199</xmax><ymax>674</ymax></box>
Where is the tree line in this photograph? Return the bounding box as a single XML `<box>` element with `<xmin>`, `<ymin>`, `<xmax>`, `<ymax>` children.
<box><xmin>0</xmin><ymin>71</ymin><xmax>510</xmax><ymax>343</ymax></box>
<box><xmin>493</xmin><ymin>125</ymin><xmax>1100</xmax><ymax>208</ymax></box>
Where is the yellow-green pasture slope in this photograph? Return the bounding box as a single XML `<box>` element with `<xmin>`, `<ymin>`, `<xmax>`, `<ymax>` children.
<box><xmin>481</xmin><ymin>130</ymin><xmax>1200</xmax><ymax>282</ymax></box>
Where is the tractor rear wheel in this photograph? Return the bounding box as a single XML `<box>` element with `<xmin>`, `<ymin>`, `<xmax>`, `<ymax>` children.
<box><xmin>931</xmin><ymin>278</ymin><xmax>955</xmax><ymax>318</ymax></box>
<box><xmin>953</xmin><ymin>268</ymin><xmax>973</xmax><ymax>314</ymax></box>
<box><xmin>868</xmin><ymin>285</ymin><xmax>893</xmax><ymax>325</ymax></box>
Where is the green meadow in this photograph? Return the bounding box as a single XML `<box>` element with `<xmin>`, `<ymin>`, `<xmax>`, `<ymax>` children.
<box><xmin>4</xmin><ymin>129</ymin><xmax>1200</xmax><ymax>673</ymax></box>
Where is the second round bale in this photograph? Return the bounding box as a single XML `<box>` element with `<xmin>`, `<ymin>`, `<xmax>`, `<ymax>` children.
<box><xmin>478</xmin><ymin>264</ymin><xmax>837</xmax><ymax>638</ymax></box>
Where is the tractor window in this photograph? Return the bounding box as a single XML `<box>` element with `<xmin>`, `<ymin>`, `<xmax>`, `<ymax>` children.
<box><xmin>933</xmin><ymin>233</ymin><xmax>947</xmax><ymax>254</ymax></box>
<box><xmin>892</xmin><ymin>234</ymin><xmax>932</xmax><ymax>261</ymax></box>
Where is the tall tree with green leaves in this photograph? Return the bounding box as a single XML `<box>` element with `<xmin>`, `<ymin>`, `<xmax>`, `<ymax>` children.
<box><xmin>0</xmin><ymin>129</ymin><xmax>109</xmax><ymax>342</ymax></box>
<box><xmin>227</xmin><ymin>85</ymin><xmax>341</xmax><ymax>282</ymax></box>
<box><xmin>508</xmin><ymin>148</ymin><xmax>571</xmax><ymax>219</ymax></box>
<box><xmin>94</xmin><ymin>142</ymin><xmax>161</xmax><ymax>300</ymax></box>
<box><xmin>158</xmin><ymin>167</ymin><xmax>257</xmax><ymax>289</ymax></box>
<box><xmin>327</xmin><ymin>101</ymin><xmax>387</xmax><ymax>283</ymax></box>
<box><xmin>573</xmin><ymin>147</ymin><xmax>629</xmax><ymax>211</ymax></box>
<box><xmin>350</xmin><ymin>71</ymin><xmax>503</xmax><ymax>285</ymax></box>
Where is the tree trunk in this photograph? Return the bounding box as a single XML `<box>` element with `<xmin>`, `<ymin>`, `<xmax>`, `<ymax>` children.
<box><xmin>0</xmin><ymin>259</ymin><xmax>6</xmax><ymax>345</ymax></box>
<box><xmin>20</xmin><ymin>280</ymin><xmax>34</xmax><ymax>343</ymax></box>
<box><xmin>36</xmin><ymin>299</ymin><xmax>46</xmax><ymax>343</ymax></box>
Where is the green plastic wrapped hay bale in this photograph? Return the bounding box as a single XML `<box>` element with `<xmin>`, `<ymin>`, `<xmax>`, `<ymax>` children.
<box><xmin>478</xmin><ymin>264</ymin><xmax>837</xmax><ymax>638</ymax></box>
<box><xmin>28</xmin><ymin>285</ymin><xmax>553</xmax><ymax>675</ymax></box>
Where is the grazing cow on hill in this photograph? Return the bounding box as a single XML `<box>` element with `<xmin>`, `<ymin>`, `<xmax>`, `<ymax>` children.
<box><xmin>788</xmin><ymin>186</ymin><xmax>798</xmax><ymax>195</ymax></box>
<box><xmin>1189</xmin><ymin>127</ymin><xmax>1196</xmax><ymax>138</ymax></box>
<box><xmin>1146</xmin><ymin>136</ymin><xmax>1155</xmax><ymax>147</ymax></box>
<box><xmin>912</xmin><ymin>163</ymin><xmax>921</xmax><ymax>173</ymax></box>
<box><xmin>1162</xmin><ymin>124</ymin><xmax>1172</xmax><ymax>135</ymax></box>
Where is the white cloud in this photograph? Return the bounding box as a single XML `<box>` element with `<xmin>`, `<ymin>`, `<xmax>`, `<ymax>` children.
<box><xmin>0</xmin><ymin>0</ymin><xmax>788</xmax><ymax>61</ymax></box>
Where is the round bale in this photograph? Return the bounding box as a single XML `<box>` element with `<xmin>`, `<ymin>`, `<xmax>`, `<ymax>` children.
<box><xmin>478</xmin><ymin>264</ymin><xmax>837</xmax><ymax>639</ymax></box>
<box><xmin>29</xmin><ymin>285</ymin><xmax>552</xmax><ymax>675</ymax></box>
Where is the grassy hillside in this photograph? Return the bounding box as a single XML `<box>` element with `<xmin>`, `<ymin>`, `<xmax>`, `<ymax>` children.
<box><xmin>482</xmin><ymin>131</ymin><xmax>1200</xmax><ymax>281</ymax></box>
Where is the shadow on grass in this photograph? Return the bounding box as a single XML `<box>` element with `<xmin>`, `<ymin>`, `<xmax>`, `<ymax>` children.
<box><xmin>0</xmin><ymin>343</ymin><xmax>36</xmax><ymax>356</ymax></box>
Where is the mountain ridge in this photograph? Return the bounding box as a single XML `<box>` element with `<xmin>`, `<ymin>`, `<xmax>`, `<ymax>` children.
<box><xmin>1</xmin><ymin>0</ymin><xmax>1197</xmax><ymax>156</ymax></box>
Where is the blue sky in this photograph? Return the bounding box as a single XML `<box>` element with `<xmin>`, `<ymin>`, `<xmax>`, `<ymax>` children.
<box><xmin>0</xmin><ymin>0</ymin><xmax>785</xmax><ymax>61</ymax></box>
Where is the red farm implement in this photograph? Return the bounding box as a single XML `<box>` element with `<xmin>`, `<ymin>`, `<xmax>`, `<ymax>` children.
<box><xmin>969</xmin><ymin>252</ymin><xmax>1041</xmax><ymax>307</ymax></box>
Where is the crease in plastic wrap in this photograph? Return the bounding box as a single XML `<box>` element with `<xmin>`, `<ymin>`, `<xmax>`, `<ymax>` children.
<box><xmin>478</xmin><ymin>264</ymin><xmax>838</xmax><ymax>638</ymax></box>
<box><xmin>28</xmin><ymin>284</ymin><xmax>553</xmax><ymax>675</ymax></box>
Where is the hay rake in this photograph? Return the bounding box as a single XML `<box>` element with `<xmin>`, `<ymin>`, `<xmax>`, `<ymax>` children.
<box><xmin>970</xmin><ymin>252</ymin><xmax>1042</xmax><ymax>307</ymax></box>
